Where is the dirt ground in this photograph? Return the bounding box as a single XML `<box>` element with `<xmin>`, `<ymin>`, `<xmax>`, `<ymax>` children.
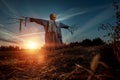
<box><xmin>0</xmin><ymin>45</ymin><xmax>120</xmax><ymax>80</ymax></box>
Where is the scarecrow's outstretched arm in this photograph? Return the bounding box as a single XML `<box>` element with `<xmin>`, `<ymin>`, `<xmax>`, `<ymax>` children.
<box><xmin>60</xmin><ymin>23</ymin><xmax>69</xmax><ymax>29</ymax></box>
<box><xmin>60</xmin><ymin>23</ymin><xmax>73</xmax><ymax>34</ymax></box>
<box><xmin>29</xmin><ymin>18</ymin><xmax>48</xmax><ymax>27</ymax></box>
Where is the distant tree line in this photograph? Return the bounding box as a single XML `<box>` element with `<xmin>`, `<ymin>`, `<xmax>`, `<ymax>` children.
<box><xmin>0</xmin><ymin>38</ymin><xmax>105</xmax><ymax>51</ymax></box>
<box><xmin>0</xmin><ymin>45</ymin><xmax>20</xmax><ymax>51</ymax></box>
<box><xmin>69</xmin><ymin>38</ymin><xmax>105</xmax><ymax>47</ymax></box>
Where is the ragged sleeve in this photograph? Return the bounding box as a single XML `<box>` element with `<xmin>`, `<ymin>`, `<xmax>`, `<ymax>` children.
<box><xmin>30</xmin><ymin>18</ymin><xmax>48</xmax><ymax>27</ymax></box>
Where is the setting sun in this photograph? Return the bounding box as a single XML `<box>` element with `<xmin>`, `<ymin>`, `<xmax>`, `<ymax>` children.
<box><xmin>29</xmin><ymin>42</ymin><xmax>37</xmax><ymax>49</ymax></box>
<box><xmin>25</xmin><ymin>41</ymin><xmax>38</xmax><ymax>49</ymax></box>
<box><xmin>21</xmin><ymin>38</ymin><xmax>44</xmax><ymax>50</ymax></box>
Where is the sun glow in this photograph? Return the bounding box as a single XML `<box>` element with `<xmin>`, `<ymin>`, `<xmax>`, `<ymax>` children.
<box><xmin>29</xmin><ymin>42</ymin><xmax>37</xmax><ymax>49</ymax></box>
<box><xmin>25</xmin><ymin>41</ymin><xmax>39</xmax><ymax>49</ymax></box>
<box><xmin>20</xmin><ymin>35</ymin><xmax>45</xmax><ymax>50</ymax></box>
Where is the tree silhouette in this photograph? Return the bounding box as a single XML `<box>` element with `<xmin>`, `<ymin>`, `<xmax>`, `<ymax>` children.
<box><xmin>81</xmin><ymin>39</ymin><xmax>92</xmax><ymax>46</ymax></box>
<box><xmin>99</xmin><ymin>1</ymin><xmax>120</xmax><ymax>62</ymax></box>
<box><xmin>92</xmin><ymin>38</ymin><xmax>105</xmax><ymax>46</ymax></box>
<box><xmin>0</xmin><ymin>45</ymin><xmax>20</xmax><ymax>51</ymax></box>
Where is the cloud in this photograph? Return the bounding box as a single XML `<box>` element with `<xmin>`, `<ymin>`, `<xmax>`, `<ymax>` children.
<box><xmin>18</xmin><ymin>32</ymin><xmax>44</xmax><ymax>37</ymax></box>
<box><xmin>0</xmin><ymin>38</ymin><xmax>19</xmax><ymax>44</ymax></box>
<box><xmin>75</xmin><ymin>7</ymin><xmax>113</xmax><ymax>36</ymax></box>
<box><xmin>64</xmin><ymin>5</ymin><xmax>113</xmax><ymax>42</ymax></box>
<box><xmin>0</xmin><ymin>27</ymin><xmax>24</xmax><ymax>44</ymax></box>
<box><xmin>57</xmin><ymin>8</ymin><xmax>85</xmax><ymax>21</ymax></box>
<box><xmin>57</xmin><ymin>11</ymin><xmax>86</xmax><ymax>21</ymax></box>
<box><xmin>1</xmin><ymin>0</ymin><xmax>18</xmax><ymax>17</ymax></box>
<box><xmin>0</xmin><ymin>24</ymin><xmax>4</xmax><ymax>27</ymax></box>
<box><xmin>57</xmin><ymin>4</ymin><xmax>109</xmax><ymax>22</ymax></box>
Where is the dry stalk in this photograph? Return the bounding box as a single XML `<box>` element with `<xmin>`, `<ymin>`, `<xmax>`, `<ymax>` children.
<box><xmin>87</xmin><ymin>53</ymin><xmax>101</xmax><ymax>80</ymax></box>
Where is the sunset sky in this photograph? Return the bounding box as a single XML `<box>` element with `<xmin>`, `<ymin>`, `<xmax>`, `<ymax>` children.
<box><xmin>0</xmin><ymin>0</ymin><xmax>116</xmax><ymax>48</ymax></box>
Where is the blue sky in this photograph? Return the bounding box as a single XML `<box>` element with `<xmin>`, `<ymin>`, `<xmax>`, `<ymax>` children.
<box><xmin>0</xmin><ymin>0</ymin><xmax>116</xmax><ymax>47</ymax></box>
